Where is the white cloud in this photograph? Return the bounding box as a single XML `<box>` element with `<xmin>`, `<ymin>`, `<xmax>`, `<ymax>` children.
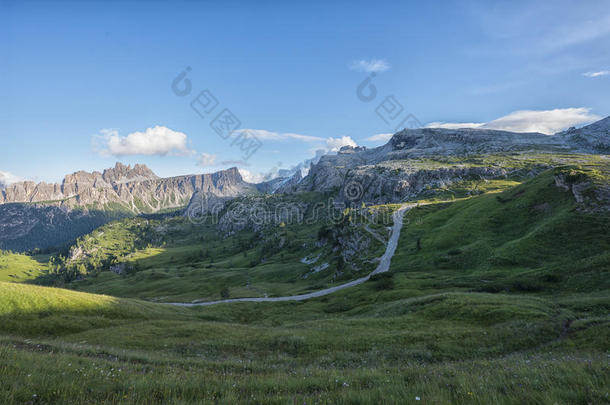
<box><xmin>196</xmin><ymin>153</ymin><xmax>217</xmax><ymax>167</ymax></box>
<box><xmin>365</xmin><ymin>133</ymin><xmax>394</xmax><ymax>142</ymax></box>
<box><xmin>220</xmin><ymin>159</ymin><xmax>250</xmax><ymax>166</ymax></box>
<box><xmin>220</xmin><ymin>132</ymin><xmax>357</xmax><ymax>183</ymax></box>
<box><xmin>583</xmin><ymin>70</ymin><xmax>610</xmax><ymax>78</ymax></box>
<box><xmin>0</xmin><ymin>171</ymin><xmax>23</xmax><ymax>188</ymax></box>
<box><xmin>325</xmin><ymin>136</ymin><xmax>357</xmax><ymax>152</ymax></box>
<box><xmin>96</xmin><ymin>126</ymin><xmax>192</xmax><ymax>156</ymax></box>
<box><xmin>232</xmin><ymin>129</ymin><xmax>323</xmax><ymax>143</ymax></box>
<box><xmin>238</xmin><ymin>169</ymin><xmax>267</xmax><ymax>184</ymax></box>
<box><xmin>349</xmin><ymin>59</ymin><xmax>390</xmax><ymax>73</ymax></box>
<box><xmin>426</xmin><ymin>108</ymin><xmax>600</xmax><ymax>135</ymax></box>
<box><xmin>232</xmin><ymin>130</ymin><xmax>359</xmax><ymax>154</ymax></box>
<box><xmin>425</xmin><ymin>122</ymin><xmax>485</xmax><ymax>130</ymax></box>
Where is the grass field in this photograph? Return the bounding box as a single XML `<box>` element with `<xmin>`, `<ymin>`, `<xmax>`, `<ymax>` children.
<box><xmin>0</xmin><ymin>278</ymin><xmax>608</xmax><ymax>403</ymax></box>
<box><xmin>1</xmin><ymin>162</ymin><xmax>609</xmax><ymax>403</ymax></box>
<box><xmin>0</xmin><ymin>252</ymin><xmax>49</xmax><ymax>282</ymax></box>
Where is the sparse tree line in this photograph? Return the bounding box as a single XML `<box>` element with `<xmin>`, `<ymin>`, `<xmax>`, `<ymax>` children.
<box><xmin>35</xmin><ymin>218</ymin><xmax>162</xmax><ymax>285</ymax></box>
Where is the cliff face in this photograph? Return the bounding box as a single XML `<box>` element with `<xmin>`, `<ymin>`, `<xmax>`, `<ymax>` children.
<box><xmin>0</xmin><ymin>163</ymin><xmax>256</xmax><ymax>214</ymax></box>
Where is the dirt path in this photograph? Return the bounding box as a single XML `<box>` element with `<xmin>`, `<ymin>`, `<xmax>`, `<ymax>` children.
<box><xmin>168</xmin><ymin>204</ymin><xmax>412</xmax><ymax>307</ymax></box>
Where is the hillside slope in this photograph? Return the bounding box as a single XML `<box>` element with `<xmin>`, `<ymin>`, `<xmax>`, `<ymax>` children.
<box><xmin>392</xmin><ymin>166</ymin><xmax>610</xmax><ymax>294</ymax></box>
<box><xmin>0</xmin><ymin>281</ymin><xmax>190</xmax><ymax>336</ymax></box>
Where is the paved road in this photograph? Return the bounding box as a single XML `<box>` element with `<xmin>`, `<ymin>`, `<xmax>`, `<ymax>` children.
<box><xmin>168</xmin><ymin>204</ymin><xmax>412</xmax><ymax>307</ymax></box>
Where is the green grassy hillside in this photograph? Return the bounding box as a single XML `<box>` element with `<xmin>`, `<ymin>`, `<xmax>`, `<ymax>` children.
<box><xmin>0</xmin><ymin>281</ymin><xmax>191</xmax><ymax>336</ymax></box>
<box><xmin>0</xmin><ymin>162</ymin><xmax>608</xmax><ymax>403</ymax></box>
<box><xmin>0</xmin><ymin>251</ymin><xmax>49</xmax><ymax>282</ymax></box>
<box><xmin>38</xmin><ymin>193</ymin><xmax>388</xmax><ymax>302</ymax></box>
<box><xmin>392</xmin><ymin>167</ymin><xmax>610</xmax><ymax>294</ymax></box>
<box><xmin>1</xmin><ymin>278</ymin><xmax>608</xmax><ymax>403</ymax></box>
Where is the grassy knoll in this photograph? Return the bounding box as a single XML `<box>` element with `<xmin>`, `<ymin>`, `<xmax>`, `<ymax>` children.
<box><xmin>0</xmin><ymin>251</ymin><xmax>49</xmax><ymax>282</ymax></box>
<box><xmin>64</xmin><ymin>219</ymin><xmax>385</xmax><ymax>302</ymax></box>
<box><xmin>0</xmin><ymin>282</ymin><xmax>192</xmax><ymax>336</ymax></box>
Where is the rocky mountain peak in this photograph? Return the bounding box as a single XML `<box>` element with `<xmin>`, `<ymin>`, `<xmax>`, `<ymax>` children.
<box><xmin>560</xmin><ymin>116</ymin><xmax>610</xmax><ymax>153</ymax></box>
<box><xmin>215</xmin><ymin>166</ymin><xmax>243</xmax><ymax>182</ymax></box>
<box><xmin>102</xmin><ymin>162</ymin><xmax>159</xmax><ymax>184</ymax></box>
<box><xmin>584</xmin><ymin>115</ymin><xmax>610</xmax><ymax>131</ymax></box>
<box><xmin>1</xmin><ymin>163</ymin><xmax>255</xmax><ymax>214</ymax></box>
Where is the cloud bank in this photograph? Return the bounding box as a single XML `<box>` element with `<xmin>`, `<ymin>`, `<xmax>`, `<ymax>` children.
<box><xmin>237</xmin><ymin>169</ymin><xmax>267</xmax><ymax>184</ymax></box>
<box><xmin>325</xmin><ymin>136</ymin><xmax>357</xmax><ymax>151</ymax></box>
<box><xmin>426</xmin><ymin>108</ymin><xmax>599</xmax><ymax>135</ymax></box>
<box><xmin>365</xmin><ymin>133</ymin><xmax>394</xmax><ymax>142</ymax></box>
<box><xmin>232</xmin><ymin>129</ymin><xmax>323</xmax><ymax>143</ymax></box>
<box><xmin>233</xmin><ymin>134</ymin><xmax>357</xmax><ymax>184</ymax></box>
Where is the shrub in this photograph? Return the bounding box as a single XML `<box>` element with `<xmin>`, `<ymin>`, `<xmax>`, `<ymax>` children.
<box><xmin>370</xmin><ymin>272</ymin><xmax>395</xmax><ymax>290</ymax></box>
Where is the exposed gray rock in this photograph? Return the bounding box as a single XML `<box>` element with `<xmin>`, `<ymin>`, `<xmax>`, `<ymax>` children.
<box><xmin>290</xmin><ymin>116</ymin><xmax>610</xmax><ymax>204</ymax></box>
<box><xmin>554</xmin><ymin>170</ymin><xmax>610</xmax><ymax>211</ymax></box>
<box><xmin>0</xmin><ymin>164</ymin><xmax>259</xmax><ymax>251</ymax></box>
<box><xmin>560</xmin><ymin>116</ymin><xmax>610</xmax><ymax>153</ymax></box>
<box><xmin>273</xmin><ymin>170</ymin><xmax>303</xmax><ymax>194</ymax></box>
<box><xmin>185</xmin><ymin>191</ymin><xmax>234</xmax><ymax>220</ymax></box>
<box><xmin>0</xmin><ymin>163</ymin><xmax>257</xmax><ymax>214</ymax></box>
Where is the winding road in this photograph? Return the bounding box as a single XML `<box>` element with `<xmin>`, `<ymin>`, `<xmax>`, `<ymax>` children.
<box><xmin>168</xmin><ymin>204</ymin><xmax>412</xmax><ymax>307</ymax></box>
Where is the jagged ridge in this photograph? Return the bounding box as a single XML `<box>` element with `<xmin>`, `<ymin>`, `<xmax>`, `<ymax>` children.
<box><xmin>0</xmin><ymin>163</ymin><xmax>257</xmax><ymax>214</ymax></box>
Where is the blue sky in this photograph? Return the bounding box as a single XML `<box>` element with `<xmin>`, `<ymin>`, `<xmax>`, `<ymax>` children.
<box><xmin>1</xmin><ymin>0</ymin><xmax>609</xmax><ymax>184</ymax></box>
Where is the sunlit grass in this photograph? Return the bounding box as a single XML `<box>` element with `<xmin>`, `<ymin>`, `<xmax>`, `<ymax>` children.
<box><xmin>0</xmin><ymin>160</ymin><xmax>608</xmax><ymax>403</ymax></box>
<box><xmin>0</xmin><ymin>252</ymin><xmax>49</xmax><ymax>282</ymax></box>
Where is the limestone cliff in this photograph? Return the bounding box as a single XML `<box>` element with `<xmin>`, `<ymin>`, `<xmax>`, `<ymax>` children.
<box><xmin>0</xmin><ymin>163</ymin><xmax>256</xmax><ymax>214</ymax></box>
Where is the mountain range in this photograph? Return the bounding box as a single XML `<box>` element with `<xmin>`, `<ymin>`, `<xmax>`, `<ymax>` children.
<box><xmin>1</xmin><ymin>116</ymin><xmax>608</xmax><ymax>251</ymax></box>
<box><xmin>0</xmin><ymin>162</ymin><xmax>255</xmax><ymax>212</ymax></box>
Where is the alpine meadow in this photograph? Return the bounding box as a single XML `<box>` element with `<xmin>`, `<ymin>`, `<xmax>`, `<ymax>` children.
<box><xmin>1</xmin><ymin>1</ymin><xmax>609</xmax><ymax>404</ymax></box>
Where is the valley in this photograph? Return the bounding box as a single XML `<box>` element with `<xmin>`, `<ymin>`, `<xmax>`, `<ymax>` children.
<box><xmin>1</xmin><ymin>121</ymin><xmax>609</xmax><ymax>404</ymax></box>
<box><xmin>4</xmin><ymin>3</ymin><xmax>610</xmax><ymax>403</ymax></box>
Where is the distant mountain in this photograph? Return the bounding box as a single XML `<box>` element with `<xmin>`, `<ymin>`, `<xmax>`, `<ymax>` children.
<box><xmin>0</xmin><ymin>163</ymin><xmax>257</xmax><ymax>214</ymax></box>
<box><xmin>0</xmin><ymin>163</ymin><xmax>258</xmax><ymax>251</ymax></box>
<box><xmin>0</xmin><ymin>203</ymin><xmax>119</xmax><ymax>252</ymax></box>
<box><xmin>292</xmin><ymin>116</ymin><xmax>610</xmax><ymax>204</ymax></box>
<box><xmin>559</xmin><ymin>116</ymin><xmax>610</xmax><ymax>153</ymax></box>
<box><xmin>2</xmin><ymin>116</ymin><xmax>608</xmax><ymax>251</ymax></box>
